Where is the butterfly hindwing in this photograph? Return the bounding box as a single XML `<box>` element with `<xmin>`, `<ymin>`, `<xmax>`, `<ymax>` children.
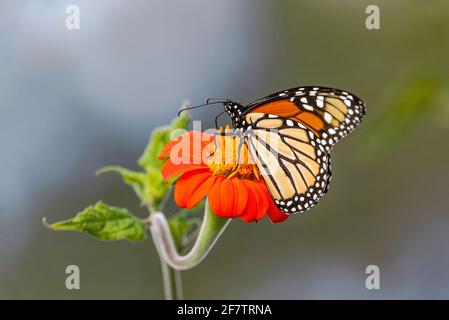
<box><xmin>244</xmin><ymin>113</ymin><xmax>332</xmax><ymax>214</ymax></box>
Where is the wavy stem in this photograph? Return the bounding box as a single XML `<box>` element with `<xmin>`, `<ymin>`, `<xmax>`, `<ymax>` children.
<box><xmin>150</xmin><ymin>202</ymin><xmax>230</xmax><ymax>271</ymax></box>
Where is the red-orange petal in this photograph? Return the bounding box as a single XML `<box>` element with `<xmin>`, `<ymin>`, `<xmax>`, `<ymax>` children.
<box><xmin>161</xmin><ymin>161</ymin><xmax>206</xmax><ymax>181</ymax></box>
<box><xmin>174</xmin><ymin>169</ymin><xmax>211</xmax><ymax>208</ymax></box>
<box><xmin>266</xmin><ymin>198</ymin><xmax>289</xmax><ymax>223</ymax></box>
<box><xmin>231</xmin><ymin>178</ymin><xmax>248</xmax><ymax>216</ymax></box>
<box><xmin>219</xmin><ymin>178</ymin><xmax>237</xmax><ymax>218</ymax></box>
<box><xmin>159</xmin><ymin>131</ymin><xmax>192</xmax><ymax>160</ymax></box>
<box><xmin>159</xmin><ymin>139</ymin><xmax>180</xmax><ymax>160</ymax></box>
<box><xmin>253</xmin><ymin>181</ymin><xmax>269</xmax><ymax>221</ymax></box>
<box><xmin>239</xmin><ymin>181</ymin><xmax>258</xmax><ymax>222</ymax></box>
<box><xmin>240</xmin><ymin>180</ymin><xmax>270</xmax><ymax>222</ymax></box>
<box><xmin>159</xmin><ymin>131</ymin><xmax>214</xmax><ymax>163</ymax></box>
<box><xmin>207</xmin><ymin>176</ymin><xmax>226</xmax><ymax>218</ymax></box>
<box><xmin>186</xmin><ymin>175</ymin><xmax>216</xmax><ymax>209</ymax></box>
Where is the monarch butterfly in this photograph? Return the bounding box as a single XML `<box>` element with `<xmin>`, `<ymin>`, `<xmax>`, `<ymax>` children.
<box><xmin>182</xmin><ymin>86</ymin><xmax>366</xmax><ymax>214</ymax></box>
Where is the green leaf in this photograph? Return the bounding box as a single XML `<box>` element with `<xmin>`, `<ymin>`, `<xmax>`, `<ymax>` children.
<box><xmin>44</xmin><ymin>201</ymin><xmax>147</xmax><ymax>242</ymax></box>
<box><xmin>97</xmin><ymin>166</ymin><xmax>148</xmax><ymax>199</ymax></box>
<box><xmin>168</xmin><ymin>210</ymin><xmax>201</xmax><ymax>250</ymax></box>
<box><xmin>138</xmin><ymin>113</ymin><xmax>190</xmax><ymax>172</ymax></box>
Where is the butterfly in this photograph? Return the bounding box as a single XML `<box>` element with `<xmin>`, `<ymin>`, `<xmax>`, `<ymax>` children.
<box><xmin>182</xmin><ymin>86</ymin><xmax>366</xmax><ymax>214</ymax></box>
<box><xmin>220</xmin><ymin>86</ymin><xmax>366</xmax><ymax>214</ymax></box>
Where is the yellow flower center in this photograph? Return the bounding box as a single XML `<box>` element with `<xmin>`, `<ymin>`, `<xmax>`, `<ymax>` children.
<box><xmin>207</xmin><ymin>127</ymin><xmax>260</xmax><ymax>180</ymax></box>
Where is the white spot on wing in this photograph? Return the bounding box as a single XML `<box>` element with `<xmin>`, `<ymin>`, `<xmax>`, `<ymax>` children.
<box><xmin>324</xmin><ymin>112</ymin><xmax>332</xmax><ymax>123</ymax></box>
<box><xmin>303</xmin><ymin>104</ymin><xmax>314</xmax><ymax>111</ymax></box>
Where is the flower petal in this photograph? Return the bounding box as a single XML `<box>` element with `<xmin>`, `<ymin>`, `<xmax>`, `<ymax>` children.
<box><xmin>186</xmin><ymin>175</ymin><xmax>216</xmax><ymax>209</ymax></box>
<box><xmin>207</xmin><ymin>176</ymin><xmax>227</xmax><ymax>218</ymax></box>
<box><xmin>253</xmin><ymin>181</ymin><xmax>269</xmax><ymax>221</ymax></box>
<box><xmin>240</xmin><ymin>190</ymin><xmax>257</xmax><ymax>222</ymax></box>
<box><xmin>266</xmin><ymin>198</ymin><xmax>289</xmax><ymax>223</ymax></box>
<box><xmin>159</xmin><ymin>139</ymin><xmax>180</xmax><ymax>160</ymax></box>
<box><xmin>231</xmin><ymin>178</ymin><xmax>248</xmax><ymax>216</ymax></box>
<box><xmin>219</xmin><ymin>178</ymin><xmax>237</xmax><ymax>218</ymax></box>
<box><xmin>174</xmin><ymin>169</ymin><xmax>212</xmax><ymax>208</ymax></box>
<box><xmin>159</xmin><ymin>131</ymin><xmax>214</xmax><ymax>163</ymax></box>
<box><xmin>238</xmin><ymin>181</ymin><xmax>255</xmax><ymax>222</ymax></box>
<box><xmin>161</xmin><ymin>161</ymin><xmax>206</xmax><ymax>181</ymax></box>
<box><xmin>239</xmin><ymin>180</ymin><xmax>270</xmax><ymax>222</ymax></box>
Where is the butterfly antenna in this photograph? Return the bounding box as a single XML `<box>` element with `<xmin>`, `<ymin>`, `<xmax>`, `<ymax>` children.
<box><xmin>205</xmin><ymin>97</ymin><xmax>230</xmax><ymax>104</ymax></box>
<box><xmin>214</xmin><ymin>110</ymin><xmax>227</xmax><ymax>129</ymax></box>
<box><xmin>177</xmin><ymin>101</ymin><xmax>227</xmax><ymax>117</ymax></box>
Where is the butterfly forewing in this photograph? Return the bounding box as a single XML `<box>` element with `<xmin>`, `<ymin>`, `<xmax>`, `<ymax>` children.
<box><xmin>245</xmin><ymin>86</ymin><xmax>366</xmax><ymax>151</ymax></box>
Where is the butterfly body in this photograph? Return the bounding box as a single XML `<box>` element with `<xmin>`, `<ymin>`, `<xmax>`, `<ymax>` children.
<box><xmin>224</xmin><ymin>102</ymin><xmax>247</xmax><ymax>131</ymax></box>
<box><xmin>223</xmin><ymin>86</ymin><xmax>366</xmax><ymax>214</ymax></box>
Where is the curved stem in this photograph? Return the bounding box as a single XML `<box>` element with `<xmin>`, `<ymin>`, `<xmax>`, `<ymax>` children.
<box><xmin>150</xmin><ymin>202</ymin><xmax>230</xmax><ymax>271</ymax></box>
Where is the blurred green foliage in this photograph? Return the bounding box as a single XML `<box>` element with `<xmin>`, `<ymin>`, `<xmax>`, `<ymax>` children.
<box><xmin>358</xmin><ymin>73</ymin><xmax>448</xmax><ymax>160</ymax></box>
<box><xmin>168</xmin><ymin>209</ymin><xmax>202</xmax><ymax>251</ymax></box>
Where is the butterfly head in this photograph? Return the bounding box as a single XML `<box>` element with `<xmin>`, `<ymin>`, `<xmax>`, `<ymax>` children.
<box><xmin>224</xmin><ymin>101</ymin><xmax>245</xmax><ymax>129</ymax></box>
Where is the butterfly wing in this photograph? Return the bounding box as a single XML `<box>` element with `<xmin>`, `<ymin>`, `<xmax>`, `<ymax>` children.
<box><xmin>244</xmin><ymin>86</ymin><xmax>366</xmax><ymax>151</ymax></box>
<box><xmin>244</xmin><ymin>114</ymin><xmax>331</xmax><ymax>213</ymax></box>
<box><xmin>241</xmin><ymin>86</ymin><xmax>366</xmax><ymax>214</ymax></box>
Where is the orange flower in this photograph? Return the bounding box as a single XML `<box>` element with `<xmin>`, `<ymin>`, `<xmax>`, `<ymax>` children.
<box><xmin>159</xmin><ymin>130</ymin><xmax>288</xmax><ymax>223</ymax></box>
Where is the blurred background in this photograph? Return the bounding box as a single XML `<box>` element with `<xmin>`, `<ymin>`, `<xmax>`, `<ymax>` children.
<box><xmin>1</xmin><ymin>0</ymin><xmax>448</xmax><ymax>299</ymax></box>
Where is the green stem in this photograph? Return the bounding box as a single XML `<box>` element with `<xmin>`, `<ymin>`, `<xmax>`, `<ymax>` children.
<box><xmin>150</xmin><ymin>201</ymin><xmax>230</xmax><ymax>271</ymax></box>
